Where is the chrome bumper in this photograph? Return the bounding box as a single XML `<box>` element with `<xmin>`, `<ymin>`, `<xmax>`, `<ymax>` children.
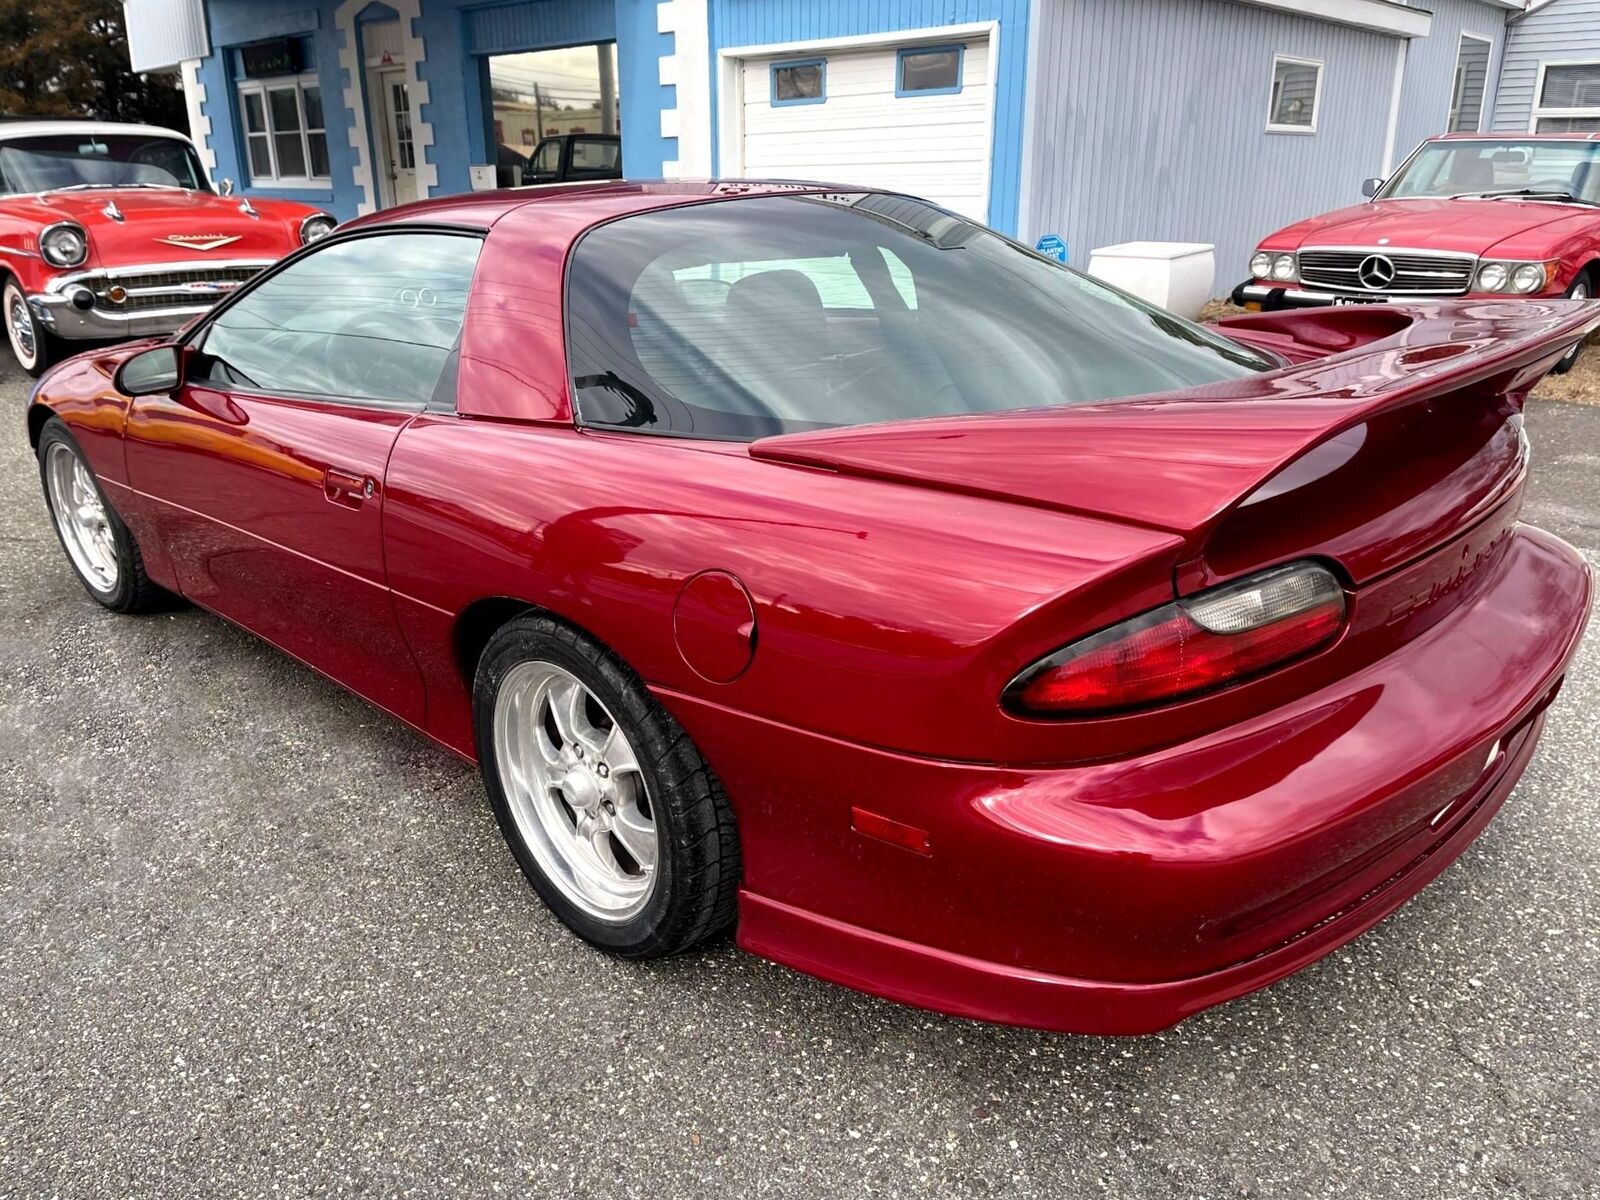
<box><xmin>1232</xmin><ymin>282</ymin><xmax>1350</xmax><ymax>310</ymax></box>
<box><xmin>30</xmin><ymin>259</ymin><xmax>275</xmax><ymax>341</ymax></box>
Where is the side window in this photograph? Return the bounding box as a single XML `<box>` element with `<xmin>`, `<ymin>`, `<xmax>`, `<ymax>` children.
<box><xmin>531</xmin><ymin>139</ymin><xmax>562</xmax><ymax>178</ymax></box>
<box><xmin>571</xmin><ymin>138</ymin><xmax>619</xmax><ymax>174</ymax></box>
<box><xmin>196</xmin><ymin>232</ymin><xmax>483</xmax><ymax>405</ymax></box>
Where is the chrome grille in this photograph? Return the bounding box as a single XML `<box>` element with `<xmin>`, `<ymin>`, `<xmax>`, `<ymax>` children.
<box><xmin>91</xmin><ymin>265</ymin><xmax>264</xmax><ymax>313</ymax></box>
<box><xmin>1299</xmin><ymin>249</ymin><xmax>1476</xmax><ymax>296</ymax></box>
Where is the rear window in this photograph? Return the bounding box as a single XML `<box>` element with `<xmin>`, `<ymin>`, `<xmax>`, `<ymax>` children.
<box><xmin>565</xmin><ymin>193</ymin><xmax>1270</xmax><ymax>440</ymax></box>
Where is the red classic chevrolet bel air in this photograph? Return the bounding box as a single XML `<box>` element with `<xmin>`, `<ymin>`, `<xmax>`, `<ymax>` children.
<box><xmin>1236</xmin><ymin>133</ymin><xmax>1600</xmax><ymax>373</ymax></box>
<box><xmin>0</xmin><ymin>120</ymin><xmax>334</xmax><ymax>376</ymax></box>
<box><xmin>25</xmin><ymin>182</ymin><xmax>1600</xmax><ymax>1033</ymax></box>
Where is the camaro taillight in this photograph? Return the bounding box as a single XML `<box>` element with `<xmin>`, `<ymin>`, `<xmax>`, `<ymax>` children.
<box><xmin>1003</xmin><ymin>562</ymin><xmax>1347</xmax><ymax>716</ymax></box>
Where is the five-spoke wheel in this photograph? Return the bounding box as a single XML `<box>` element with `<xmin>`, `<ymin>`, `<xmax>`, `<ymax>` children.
<box><xmin>474</xmin><ymin>614</ymin><xmax>740</xmax><ymax>957</ymax></box>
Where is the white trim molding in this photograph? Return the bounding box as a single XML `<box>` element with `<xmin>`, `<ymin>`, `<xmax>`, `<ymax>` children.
<box><xmin>657</xmin><ymin>0</ymin><xmax>711</xmax><ymax>177</ymax></box>
<box><xmin>178</xmin><ymin>58</ymin><xmax>217</xmax><ymax>176</ymax></box>
<box><xmin>1235</xmin><ymin>0</ymin><xmax>1431</xmax><ymax>39</ymax></box>
<box><xmin>334</xmin><ymin>0</ymin><xmax>436</xmax><ymax>214</ymax></box>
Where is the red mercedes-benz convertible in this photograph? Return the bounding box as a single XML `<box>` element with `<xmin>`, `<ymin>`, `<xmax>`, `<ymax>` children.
<box><xmin>25</xmin><ymin>182</ymin><xmax>1600</xmax><ymax>1034</ymax></box>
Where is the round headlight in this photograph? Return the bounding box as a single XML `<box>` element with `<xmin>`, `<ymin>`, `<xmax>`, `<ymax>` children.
<box><xmin>1510</xmin><ymin>263</ymin><xmax>1546</xmax><ymax>294</ymax></box>
<box><xmin>1250</xmin><ymin>251</ymin><xmax>1274</xmax><ymax>280</ymax></box>
<box><xmin>1271</xmin><ymin>253</ymin><xmax>1297</xmax><ymax>282</ymax></box>
<box><xmin>1476</xmin><ymin>262</ymin><xmax>1509</xmax><ymax>293</ymax></box>
<box><xmin>300</xmin><ymin>214</ymin><xmax>337</xmax><ymax>245</ymax></box>
<box><xmin>39</xmin><ymin>223</ymin><xmax>88</xmax><ymax>268</ymax></box>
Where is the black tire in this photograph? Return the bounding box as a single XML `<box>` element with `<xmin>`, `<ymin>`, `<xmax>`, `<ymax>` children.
<box><xmin>5</xmin><ymin>278</ymin><xmax>59</xmax><ymax>378</ymax></box>
<box><xmin>36</xmin><ymin>418</ymin><xmax>170</xmax><ymax>614</ymax></box>
<box><xmin>473</xmin><ymin>613</ymin><xmax>740</xmax><ymax>958</ymax></box>
<box><xmin>1552</xmin><ymin>269</ymin><xmax>1595</xmax><ymax>376</ymax></box>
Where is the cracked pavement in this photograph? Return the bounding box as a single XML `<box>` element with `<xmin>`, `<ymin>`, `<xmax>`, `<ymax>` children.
<box><xmin>1</xmin><ymin>361</ymin><xmax>1597</xmax><ymax>1198</ymax></box>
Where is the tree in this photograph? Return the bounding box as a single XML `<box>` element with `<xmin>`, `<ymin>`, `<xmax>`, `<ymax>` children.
<box><xmin>0</xmin><ymin>0</ymin><xmax>186</xmax><ymax>130</ymax></box>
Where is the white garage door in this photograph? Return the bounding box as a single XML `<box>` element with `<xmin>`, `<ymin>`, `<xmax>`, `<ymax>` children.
<box><xmin>734</xmin><ymin>37</ymin><xmax>992</xmax><ymax>223</ymax></box>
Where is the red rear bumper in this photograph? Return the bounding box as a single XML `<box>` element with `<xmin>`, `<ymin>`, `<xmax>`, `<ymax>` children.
<box><xmin>660</xmin><ymin>524</ymin><xmax>1591</xmax><ymax>1035</ymax></box>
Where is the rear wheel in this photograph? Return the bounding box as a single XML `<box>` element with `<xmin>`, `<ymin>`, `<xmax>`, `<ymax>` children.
<box><xmin>1552</xmin><ymin>271</ymin><xmax>1595</xmax><ymax>375</ymax></box>
<box><xmin>36</xmin><ymin>419</ymin><xmax>166</xmax><ymax>613</ymax></box>
<box><xmin>474</xmin><ymin>614</ymin><xmax>740</xmax><ymax>958</ymax></box>
<box><xmin>5</xmin><ymin>279</ymin><xmax>57</xmax><ymax>377</ymax></box>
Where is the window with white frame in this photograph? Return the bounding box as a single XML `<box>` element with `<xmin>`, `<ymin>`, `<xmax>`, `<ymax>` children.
<box><xmin>237</xmin><ymin>75</ymin><xmax>330</xmax><ymax>184</ymax></box>
<box><xmin>1531</xmin><ymin>62</ymin><xmax>1600</xmax><ymax>133</ymax></box>
<box><xmin>1448</xmin><ymin>35</ymin><xmax>1492</xmax><ymax>132</ymax></box>
<box><xmin>1267</xmin><ymin>55</ymin><xmax>1322</xmax><ymax>133</ymax></box>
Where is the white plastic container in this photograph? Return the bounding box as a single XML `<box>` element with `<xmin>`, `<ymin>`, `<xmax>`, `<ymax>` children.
<box><xmin>1085</xmin><ymin>242</ymin><xmax>1216</xmax><ymax>319</ymax></box>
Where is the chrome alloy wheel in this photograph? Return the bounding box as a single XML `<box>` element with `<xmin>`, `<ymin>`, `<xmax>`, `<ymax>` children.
<box><xmin>7</xmin><ymin>289</ymin><xmax>37</xmax><ymax>369</ymax></box>
<box><xmin>493</xmin><ymin>661</ymin><xmax>657</xmax><ymax>921</ymax></box>
<box><xmin>44</xmin><ymin>441</ymin><xmax>118</xmax><ymax>594</ymax></box>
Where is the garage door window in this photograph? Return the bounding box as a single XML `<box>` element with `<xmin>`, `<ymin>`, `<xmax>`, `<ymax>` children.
<box><xmin>771</xmin><ymin>59</ymin><xmax>826</xmax><ymax>106</ymax></box>
<box><xmin>897</xmin><ymin>46</ymin><xmax>963</xmax><ymax>96</ymax></box>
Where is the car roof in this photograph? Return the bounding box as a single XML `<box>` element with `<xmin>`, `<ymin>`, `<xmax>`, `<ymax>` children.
<box><xmin>340</xmin><ymin>178</ymin><xmax>860</xmax><ymax>233</ymax></box>
<box><xmin>0</xmin><ymin>119</ymin><xmax>195</xmax><ymax>143</ymax></box>
<box><xmin>1429</xmin><ymin>132</ymin><xmax>1600</xmax><ymax>142</ymax></box>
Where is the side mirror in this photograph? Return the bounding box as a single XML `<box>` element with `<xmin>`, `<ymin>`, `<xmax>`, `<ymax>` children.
<box><xmin>219</xmin><ymin>177</ymin><xmax>235</xmax><ymax>196</ymax></box>
<box><xmin>115</xmin><ymin>345</ymin><xmax>183</xmax><ymax>397</ymax></box>
<box><xmin>1362</xmin><ymin>176</ymin><xmax>1384</xmax><ymax>199</ymax></box>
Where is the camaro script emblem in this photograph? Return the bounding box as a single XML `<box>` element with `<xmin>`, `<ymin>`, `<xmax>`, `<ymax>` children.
<box><xmin>155</xmin><ymin>234</ymin><xmax>242</xmax><ymax>252</ymax></box>
<box><xmin>1358</xmin><ymin>253</ymin><xmax>1397</xmax><ymax>290</ymax></box>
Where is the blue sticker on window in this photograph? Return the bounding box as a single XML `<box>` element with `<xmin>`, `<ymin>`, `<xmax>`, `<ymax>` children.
<box><xmin>1035</xmin><ymin>234</ymin><xmax>1068</xmax><ymax>263</ymax></box>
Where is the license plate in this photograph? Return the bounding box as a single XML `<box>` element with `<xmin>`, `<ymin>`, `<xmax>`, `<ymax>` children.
<box><xmin>1333</xmin><ymin>295</ymin><xmax>1388</xmax><ymax>306</ymax></box>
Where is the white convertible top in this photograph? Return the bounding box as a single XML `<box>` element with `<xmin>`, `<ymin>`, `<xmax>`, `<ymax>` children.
<box><xmin>0</xmin><ymin>120</ymin><xmax>194</xmax><ymax>144</ymax></box>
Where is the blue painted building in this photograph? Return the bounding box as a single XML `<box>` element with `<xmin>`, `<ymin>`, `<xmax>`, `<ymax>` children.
<box><xmin>124</xmin><ymin>0</ymin><xmax>1543</xmax><ymax>289</ymax></box>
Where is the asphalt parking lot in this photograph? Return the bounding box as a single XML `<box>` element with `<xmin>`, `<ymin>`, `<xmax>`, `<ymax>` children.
<box><xmin>2</xmin><ymin>361</ymin><xmax>1598</xmax><ymax>1200</ymax></box>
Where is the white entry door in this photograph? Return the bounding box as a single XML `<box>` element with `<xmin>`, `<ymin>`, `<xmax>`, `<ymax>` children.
<box><xmin>734</xmin><ymin>36</ymin><xmax>992</xmax><ymax>222</ymax></box>
<box><xmin>379</xmin><ymin>68</ymin><xmax>418</xmax><ymax>207</ymax></box>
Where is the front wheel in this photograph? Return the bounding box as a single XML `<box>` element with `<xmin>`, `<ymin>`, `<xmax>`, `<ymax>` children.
<box><xmin>474</xmin><ymin>614</ymin><xmax>740</xmax><ymax>958</ymax></box>
<box><xmin>37</xmin><ymin>419</ymin><xmax>167</xmax><ymax>613</ymax></box>
<box><xmin>5</xmin><ymin>279</ymin><xmax>57</xmax><ymax>377</ymax></box>
<box><xmin>1552</xmin><ymin>271</ymin><xmax>1594</xmax><ymax>376</ymax></box>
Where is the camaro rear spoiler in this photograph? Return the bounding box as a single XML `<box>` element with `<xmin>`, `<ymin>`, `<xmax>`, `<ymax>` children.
<box><xmin>750</xmin><ymin>301</ymin><xmax>1600</xmax><ymax>551</ymax></box>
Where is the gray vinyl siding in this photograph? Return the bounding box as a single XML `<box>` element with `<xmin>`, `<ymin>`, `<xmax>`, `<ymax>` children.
<box><xmin>1021</xmin><ymin>0</ymin><xmax>1399</xmax><ymax>280</ymax></box>
<box><xmin>1391</xmin><ymin>0</ymin><xmax>1510</xmax><ymax>155</ymax></box>
<box><xmin>1492</xmin><ymin>0</ymin><xmax>1600</xmax><ymax>133</ymax></box>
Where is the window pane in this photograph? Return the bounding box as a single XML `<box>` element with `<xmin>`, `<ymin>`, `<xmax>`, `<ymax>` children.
<box><xmin>567</xmin><ymin>194</ymin><xmax>1269</xmax><ymax>440</ymax></box>
<box><xmin>307</xmin><ymin>131</ymin><xmax>329</xmax><ymax>178</ymax></box>
<box><xmin>247</xmin><ymin>133</ymin><xmax>273</xmax><ymax>178</ymax></box>
<box><xmin>570</xmin><ymin>138</ymin><xmax>619</xmax><ymax>172</ymax></box>
<box><xmin>269</xmin><ymin>87</ymin><xmax>302</xmax><ymax>133</ymax></box>
<box><xmin>1540</xmin><ymin>63</ymin><xmax>1600</xmax><ymax>109</ymax></box>
<box><xmin>487</xmin><ymin>42</ymin><xmax>620</xmax><ymax>179</ymax></box>
<box><xmin>532</xmin><ymin>139</ymin><xmax>561</xmax><ymax>174</ymax></box>
<box><xmin>1270</xmin><ymin>60</ymin><xmax>1319</xmax><ymax>128</ymax></box>
<box><xmin>1535</xmin><ymin>115</ymin><xmax>1600</xmax><ymax>133</ymax></box>
<box><xmin>273</xmin><ymin>132</ymin><xmax>307</xmax><ymax>178</ymax></box>
<box><xmin>303</xmin><ymin>85</ymin><xmax>324</xmax><ymax>132</ymax></box>
<box><xmin>200</xmin><ymin>233</ymin><xmax>483</xmax><ymax>404</ymax></box>
<box><xmin>243</xmin><ymin>91</ymin><xmax>266</xmax><ymax>134</ymax></box>
<box><xmin>900</xmin><ymin>49</ymin><xmax>960</xmax><ymax>93</ymax></box>
<box><xmin>773</xmin><ymin>62</ymin><xmax>824</xmax><ymax>103</ymax></box>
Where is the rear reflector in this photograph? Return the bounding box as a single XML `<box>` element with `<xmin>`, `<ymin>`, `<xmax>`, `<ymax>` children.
<box><xmin>1004</xmin><ymin>561</ymin><xmax>1346</xmax><ymax>716</ymax></box>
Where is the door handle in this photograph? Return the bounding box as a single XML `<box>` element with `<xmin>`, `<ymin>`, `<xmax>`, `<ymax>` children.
<box><xmin>324</xmin><ymin>467</ymin><xmax>375</xmax><ymax>507</ymax></box>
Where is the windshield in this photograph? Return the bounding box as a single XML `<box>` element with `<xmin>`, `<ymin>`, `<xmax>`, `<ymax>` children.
<box><xmin>566</xmin><ymin>193</ymin><xmax>1273</xmax><ymax>439</ymax></box>
<box><xmin>1382</xmin><ymin>138</ymin><xmax>1600</xmax><ymax>203</ymax></box>
<box><xmin>0</xmin><ymin>133</ymin><xmax>208</xmax><ymax>194</ymax></box>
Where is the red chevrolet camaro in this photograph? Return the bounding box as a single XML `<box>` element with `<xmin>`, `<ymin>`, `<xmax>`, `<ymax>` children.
<box><xmin>24</xmin><ymin>182</ymin><xmax>1600</xmax><ymax>1034</ymax></box>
